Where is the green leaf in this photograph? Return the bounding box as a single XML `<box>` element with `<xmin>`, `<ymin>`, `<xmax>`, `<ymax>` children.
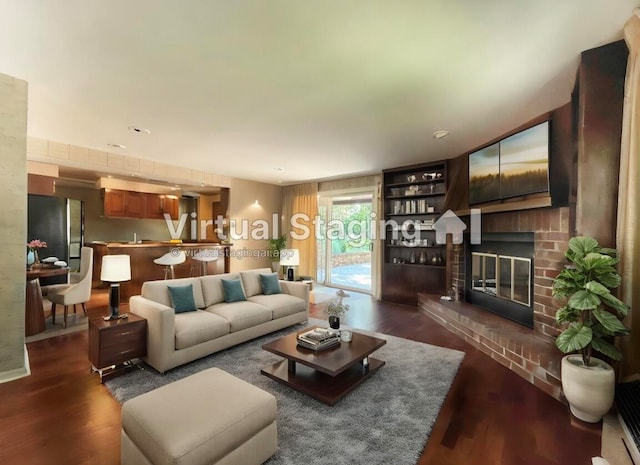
<box><xmin>582</xmin><ymin>252</ymin><xmax>617</xmax><ymax>271</ymax></box>
<box><xmin>568</xmin><ymin>236</ymin><xmax>599</xmax><ymax>258</ymax></box>
<box><xmin>593</xmin><ymin>309</ymin><xmax>628</xmax><ymax>334</ymax></box>
<box><xmin>600</xmin><ymin>293</ymin><xmax>630</xmax><ymax>316</ymax></box>
<box><xmin>585</xmin><ymin>281</ymin><xmax>610</xmax><ymax>296</ymax></box>
<box><xmin>599</xmin><ymin>247</ymin><xmax>618</xmax><ymax>258</ymax></box>
<box><xmin>591</xmin><ymin>338</ymin><xmax>623</xmax><ymax>361</ymax></box>
<box><xmin>568</xmin><ymin>290</ymin><xmax>601</xmax><ymax>310</ymax></box>
<box><xmin>556</xmin><ymin>325</ymin><xmax>593</xmax><ymax>353</ymax></box>
<box><xmin>596</xmin><ymin>271</ymin><xmax>621</xmax><ymax>289</ymax></box>
<box><xmin>555</xmin><ymin>305</ymin><xmax>578</xmax><ymax>324</ymax></box>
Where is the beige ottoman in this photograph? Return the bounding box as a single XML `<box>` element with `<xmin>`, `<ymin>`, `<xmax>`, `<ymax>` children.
<box><xmin>121</xmin><ymin>368</ymin><xmax>277</xmax><ymax>465</ymax></box>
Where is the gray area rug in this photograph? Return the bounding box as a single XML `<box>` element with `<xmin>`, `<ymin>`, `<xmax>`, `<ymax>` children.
<box><xmin>105</xmin><ymin>319</ymin><xmax>464</xmax><ymax>465</ymax></box>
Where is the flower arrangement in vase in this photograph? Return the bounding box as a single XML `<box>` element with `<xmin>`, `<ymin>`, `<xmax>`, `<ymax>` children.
<box><xmin>326</xmin><ymin>289</ymin><xmax>350</xmax><ymax>329</ymax></box>
<box><xmin>27</xmin><ymin>239</ymin><xmax>47</xmax><ymax>269</ymax></box>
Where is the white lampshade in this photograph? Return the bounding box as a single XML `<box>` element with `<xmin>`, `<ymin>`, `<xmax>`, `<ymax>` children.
<box><xmin>279</xmin><ymin>249</ymin><xmax>300</xmax><ymax>267</ymax></box>
<box><xmin>101</xmin><ymin>254</ymin><xmax>131</xmax><ymax>282</ymax></box>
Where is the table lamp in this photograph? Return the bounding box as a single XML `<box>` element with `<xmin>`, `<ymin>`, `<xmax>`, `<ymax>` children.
<box><xmin>101</xmin><ymin>254</ymin><xmax>131</xmax><ymax>320</ymax></box>
<box><xmin>279</xmin><ymin>249</ymin><xmax>299</xmax><ymax>281</ymax></box>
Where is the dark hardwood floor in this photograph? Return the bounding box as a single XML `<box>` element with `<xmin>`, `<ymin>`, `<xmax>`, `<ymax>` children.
<box><xmin>0</xmin><ymin>287</ymin><xmax>601</xmax><ymax>465</ymax></box>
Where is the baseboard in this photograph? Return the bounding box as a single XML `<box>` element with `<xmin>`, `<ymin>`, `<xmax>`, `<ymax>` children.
<box><xmin>0</xmin><ymin>344</ymin><xmax>31</xmax><ymax>384</ymax></box>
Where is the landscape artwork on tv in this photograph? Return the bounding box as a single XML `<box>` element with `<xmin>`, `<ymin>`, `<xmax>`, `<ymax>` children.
<box><xmin>468</xmin><ymin>143</ymin><xmax>500</xmax><ymax>204</ymax></box>
<box><xmin>499</xmin><ymin>121</ymin><xmax>549</xmax><ymax>199</ymax></box>
<box><xmin>468</xmin><ymin>120</ymin><xmax>550</xmax><ymax>205</ymax></box>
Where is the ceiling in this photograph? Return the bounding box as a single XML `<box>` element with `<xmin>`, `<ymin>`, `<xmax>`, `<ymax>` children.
<box><xmin>1</xmin><ymin>1</ymin><xmax>637</xmax><ymax>186</ymax></box>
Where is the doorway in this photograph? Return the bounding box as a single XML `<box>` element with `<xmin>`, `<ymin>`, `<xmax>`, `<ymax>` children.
<box><xmin>316</xmin><ymin>189</ymin><xmax>376</xmax><ymax>294</ymax></box>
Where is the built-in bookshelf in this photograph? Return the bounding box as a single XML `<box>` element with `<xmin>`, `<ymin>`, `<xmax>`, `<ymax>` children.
<box><xmin>382</xmin><ymin>161</ymin><xmax>447</xmax><ymax>305</ymax></box>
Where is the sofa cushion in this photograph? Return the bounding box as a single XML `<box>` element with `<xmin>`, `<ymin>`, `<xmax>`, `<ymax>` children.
<box><xmin>167</xmin><ymin>284</ymin><xmax>197</xmax><ymax>313</ymax></box>
<box><xmin>239</xmin><ymin>268</ymin><xmax>273</xmax><ymax>298</ymax></box>
<box><xmin>206</xmin><ymin>301</ymin><xmax>272</xmax><ymax>332</ymax></box>
<box><xmin>259</xmin><ymin>273</ymin><xmax>282</xmax><ymax>295</ymax></box>
<box><xmin>200</xmin><ymin>273</ymin><xmax>239</xmax><ymax>307</ymax></box>
<box><xmin>141</xmin><ymin>277</ymin><xmax>205</xmax><ymax>309</ymax></box>
<box><xmin>221</xmin><ymin>278</ymin><xmax>246</xmax><ymax>302</ymax></box>
<box><xmin>174</xmin><ymin>311</ymin><xmax>231</xmax><ymax>350</ymax></box>
<box><xmin>248</xmin><ymin>294</ymin><xmax>306</xmax><ymax>319</ymax></box>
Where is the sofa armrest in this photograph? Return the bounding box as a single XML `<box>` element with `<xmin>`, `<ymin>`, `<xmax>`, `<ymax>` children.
<box><xmin>129</xmin><ymin>295</ymin><xmax>176</xmax><ymax>373</ymax></box>
<box><xmin>279</xmin><ymin>280</ymin><xmax>310</xmax><ymax>314</ymax></box>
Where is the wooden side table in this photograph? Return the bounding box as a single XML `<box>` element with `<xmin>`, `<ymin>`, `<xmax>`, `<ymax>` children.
<box><xmin>88</xmin><ymin>313</ymin><xmax>147</xmax><ymax>382</ymax></box>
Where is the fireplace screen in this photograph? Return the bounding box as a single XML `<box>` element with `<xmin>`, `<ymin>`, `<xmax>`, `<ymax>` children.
<box><xmin>472</xmin><ymin>252</ymin><xmax>531</xmax><ymax>307</ymax></box>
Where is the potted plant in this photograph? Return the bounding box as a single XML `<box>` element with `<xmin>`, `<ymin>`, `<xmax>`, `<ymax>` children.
<box><xmin>326</xmin><ymin>289</ymin><xmax>350</xmax><ymax>329</ymax></box>
<box><xmin>267</xmin><ymin>235</ymin><xmax>287</xmax><ymax>273</ymax></box>
<box><xmin>553</xmin><ymin>236</ymin><xmax>630</xmax><ymax>423</ymax></box>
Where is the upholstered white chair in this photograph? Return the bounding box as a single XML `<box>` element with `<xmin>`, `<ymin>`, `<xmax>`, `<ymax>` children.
<box><xmin>154</xmin><ymin>250</ymin><xmax>186</xmax><ymax>279</ymax></box>
<box><xmin>48</xmin><ymin>246</ymin><xmax>94</xmax><ymax>328</ymax></box>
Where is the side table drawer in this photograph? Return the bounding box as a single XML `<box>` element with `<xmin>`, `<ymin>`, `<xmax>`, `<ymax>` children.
<box><xmin>89</xmin><ymin>314</ymin><xmax>147</xmax><ymax>371</ymax></box>
<box><xmin>99</xmin><ymin>338</ymin><xmax>146</xmax><ymax>368</ymax></box>
<box><xmin>101</xmin><ymin>322</ymin><xmax>146</xmax><ymax>349</ymax></box>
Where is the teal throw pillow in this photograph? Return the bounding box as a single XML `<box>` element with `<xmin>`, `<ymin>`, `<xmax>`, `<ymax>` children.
<box><xmin>222</xmin><ymin>278</ymin><xmax>247</xmax><ymax>303</ymax></box>
<box><xmin>167</xmin><ymin>284</ymin><xmax>197</xmax><ymax>313</ymax></box>
<box><xmin>259</xmin><ymin>273</ymin><xmax>282</xmax><ymax>295</ymax></box>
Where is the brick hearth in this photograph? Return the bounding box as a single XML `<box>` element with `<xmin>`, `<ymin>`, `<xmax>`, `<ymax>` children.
<box><xmin>429</xmin><ymin>206</ymin><xmax>572</xmax><ymax>400</ymax></box>
<box><xmin>418</xmin><ymin>294</ymin><xmax>562</xmax><ymax>400</ymax></box>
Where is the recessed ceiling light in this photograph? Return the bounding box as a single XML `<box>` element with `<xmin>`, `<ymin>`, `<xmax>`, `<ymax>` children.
<box><xmin>107</xmin><ymin>143</ymin><xmax>127</xmax><ymax>149</ymax></box>
<box><xmin>433</xmin><ymin>130</ymin><xmax>449</xmax><ymax>139</ymax></box>
<box><xmin>273</xmin><ymin>167</ymin><xmax>285</xmax><ymax>171</ymax></box>
<box><xmin>128</xmin><ymin>126</ymin><xmax>151</xmax><ymax>135</ymax></box>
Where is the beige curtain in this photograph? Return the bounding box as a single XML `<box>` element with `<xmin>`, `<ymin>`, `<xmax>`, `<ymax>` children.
<box><xmin>282</xmin><ymin>183</ymin><xmax>318</xmax><ymax>280</ymax></box>
<box><xmin>617</xmin><ymin>9</ymin><xmax>640</xmax><ymax>378</ymax></box>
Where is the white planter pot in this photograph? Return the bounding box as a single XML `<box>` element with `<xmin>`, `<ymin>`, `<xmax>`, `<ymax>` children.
<box><xmin>561</xmin><ymin>354</ymin><xmax>615</xmax><ymax>423</ymax></box>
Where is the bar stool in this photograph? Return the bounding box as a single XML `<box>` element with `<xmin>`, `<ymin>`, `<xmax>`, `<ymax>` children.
<box><xmin>154</xmin><ymin>251</ymin><xmax>186</xmax><ymax>279</ymax></box>
<box><xmin>190</xmin><ymin>249</ymin><xmax>219</xmax><ymax>276</ymax></box>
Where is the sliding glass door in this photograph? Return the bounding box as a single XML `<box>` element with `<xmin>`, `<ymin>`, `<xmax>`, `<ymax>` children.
<box><xmin>317</xmin><ymin>189</ymin><xmax>375</xmax><ymax>294</ymax></box>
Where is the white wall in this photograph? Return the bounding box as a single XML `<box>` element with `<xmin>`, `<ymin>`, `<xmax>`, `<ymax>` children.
<box><xmin>0</xmin><ymin>72</ymin><xmax>29</xmax><ymax>382</ymax></box>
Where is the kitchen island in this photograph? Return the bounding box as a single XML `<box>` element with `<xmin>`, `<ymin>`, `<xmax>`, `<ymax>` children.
<box><xmin>89</xmin><ymin>242</ymin><xmax>232</xmax><ymax>300</ymax></box>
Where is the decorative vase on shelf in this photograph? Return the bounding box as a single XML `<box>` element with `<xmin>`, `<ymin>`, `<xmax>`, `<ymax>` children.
<box><xmin>409</xmin><ymin>250</ymin><xmax>416</xmax><ymax>264</ymax></box>
<box><xmin>419</xmin><ymin>250</ymin><xmax>426</xmax><ymax>264</ymax></box>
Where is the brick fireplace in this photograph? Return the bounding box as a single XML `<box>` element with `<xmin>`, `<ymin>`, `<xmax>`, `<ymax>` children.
<box><xmin>419</xmin><ymin>206</ymin><xmax>572</xmax><ymax>400</ymax></box>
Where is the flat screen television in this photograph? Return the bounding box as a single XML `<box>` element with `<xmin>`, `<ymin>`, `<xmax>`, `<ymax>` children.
<box><xmin>469</xmin><ymin>120</ymin><xmax>550</xmax><ymax>205</ymax></box>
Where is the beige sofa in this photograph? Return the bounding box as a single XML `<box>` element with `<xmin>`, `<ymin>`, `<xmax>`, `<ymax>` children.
<box><xmin>129</xmin><ymin>268</ymin><xmax>309</xmax><ymax>373</ymax></box>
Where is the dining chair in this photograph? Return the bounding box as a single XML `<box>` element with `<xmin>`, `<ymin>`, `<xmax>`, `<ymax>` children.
<box><xmin>48</xmin><ymin>246</ymin><xmax>94</xmax><ymax>328</ymax></box>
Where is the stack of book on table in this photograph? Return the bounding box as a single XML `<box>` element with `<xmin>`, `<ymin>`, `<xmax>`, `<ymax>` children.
<box><xmin>297</xmin><ymin>328</ymin><xmax>341</xmax><ymax>351</ymax></box>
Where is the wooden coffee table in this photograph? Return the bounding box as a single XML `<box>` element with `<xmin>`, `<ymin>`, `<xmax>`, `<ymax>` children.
<box><xmin>261</xmin><ymin>326</ymin><xmax>386</xmax><ymax>405</ymax></box>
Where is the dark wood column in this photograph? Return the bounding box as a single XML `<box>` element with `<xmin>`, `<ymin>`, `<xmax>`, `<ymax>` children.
<box><xmin>574</xmin><ymin>40</ymin><xmax>628</xmax><ymax>248</ymax></box>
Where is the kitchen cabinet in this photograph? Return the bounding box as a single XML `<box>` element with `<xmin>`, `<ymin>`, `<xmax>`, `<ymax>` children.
<box><xmin>146</xmin><ymin>194</ymin><xmax>179</xmax><ymax>220</ymax></box>
<box><xmin>103</xmin><ymin>189</ymin><xmax>180</xmax><ymax>219</ymax></box>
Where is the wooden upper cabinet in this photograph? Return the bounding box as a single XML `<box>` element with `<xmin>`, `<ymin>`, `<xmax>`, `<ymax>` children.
<box><xmin>103</xmin><ymin>189</ymin><xmax>127</xmax><ymax>217</ymax></box>
<box><xmin>145</xmin><ymin>193</ymin><xmax>164</xmax><ymax>219</ymax></box>
<box><xmin>161</xmin><ymin>196</ymin><xmax>180</xmax><ymax>220</ymax></box>
<box><xmin>125</xmin><ymin>191</ymin><xmax>145</xmax><ymax>217</ymax></box>
<box><xmin>103</xmin><ymin>189</ymin><xmax>180</xmax><ymax>219</ymax></box>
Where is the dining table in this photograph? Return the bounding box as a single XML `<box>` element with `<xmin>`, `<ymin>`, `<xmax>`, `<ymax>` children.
<box><xmin>25</xmin><ymin>266</ymin><xmax>70</xmax><ymax>336</ymax></box>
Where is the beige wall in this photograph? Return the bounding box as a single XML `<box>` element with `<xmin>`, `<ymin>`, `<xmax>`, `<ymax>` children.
<box><xmin>228</xmin><ymin>178</ymin><xmax>282</xmax><ymax>272</ymax></box>
<box><xmin>0</xmin><ymin>72</ymin><xmax>29</xmax><ymax>382</ymax></box>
